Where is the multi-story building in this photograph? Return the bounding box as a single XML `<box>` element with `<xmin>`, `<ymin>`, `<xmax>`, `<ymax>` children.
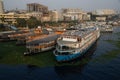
<box><xmin>0</xmin><ymin>0</ymin><xmax>4</xmax><ymax>13</ymax></box>
<box><xmin>41</xmin><ymin>12</ymin><xmax>50</xmax><ymax>22</ymax></box>
<box><xmin>50</xmin><ymin>10</ymin><xmax>59</xmax><ymax>22</ymax></box>
<box><xmin>27</xmin><ymin>12</ymin><xmax>42</xmax><ymax>20</ymax></box>
<box><xmin>27</xmin><ymin>3</ymin><xmax>48</xmax><ymax>13</ymax></box>
<box><xmin>27</xmin><ymin>3</ymin><xmax>50</xmax><ymax>21</ymax></box>
<box><xmin>82</xmin><ymin>14</ymin><xmax>91</xmax><ymax>21</ymax></box>
<box><xmin>92</xmin><ymin>9</ymin><xmax>116</xmax><ymax>15</ymax></box>
<box><xmin>61</xmin><ymin>8</ymin><xmax>89</xmax><ymax>21</ymax></box>
<box><xmin>92</xmin><ymin>9</ymin><xmax>116</xmax><ymax>21</ymax></box>
<box><xmin>0</xmin><ymin>12</ymin><xmax>30</xmax><ymax>24</ymax></box>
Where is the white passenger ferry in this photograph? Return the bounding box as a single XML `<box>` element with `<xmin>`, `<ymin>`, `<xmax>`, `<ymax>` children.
<box><xmin>53</xmin><ymin>27</ymin><xmax>100</xmax><ymax>62</ymax></box>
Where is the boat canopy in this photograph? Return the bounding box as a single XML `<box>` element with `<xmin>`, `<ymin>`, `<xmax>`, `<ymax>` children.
<box><xmin>26</xmin><ymin>34</ymin><xmax>60</xmax><ymax>45</ymax></box>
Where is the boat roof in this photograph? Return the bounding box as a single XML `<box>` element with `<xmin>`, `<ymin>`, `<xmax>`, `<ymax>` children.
<box><xmin>26</xmin><ymin>34</ymin><xmax>60</xmax><ymax>45</ymax></box>
<box><xmin>1</xmin><ymin>30</ymin><xmax>28</xmax><ymax>36</ymax></box>
<box><xmin>62</xmin><ymin>27</ymin><xmax>97</xmax><ymax>37</ymax></box>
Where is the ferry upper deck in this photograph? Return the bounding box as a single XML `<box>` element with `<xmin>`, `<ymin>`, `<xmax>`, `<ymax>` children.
<box><xmin>57</xmin><ymin>27</ymin><xmax>98</xmax><ymax>45</ymax></box>
<box><xmin>62</xmin><ymin>27</ymin><xmax>98</xmax><ymax>38</ymax></box>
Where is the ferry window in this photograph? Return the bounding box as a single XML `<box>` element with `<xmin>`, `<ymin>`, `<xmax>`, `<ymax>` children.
<box><xmin>62</xmin><ymin>46</ymin><xmax>70</xmax><ymax>50</ymax></box>
<box><xmin>62</xmin><ymin>52</ymin><xmax>69</xmax><ymax>55</ymax></box>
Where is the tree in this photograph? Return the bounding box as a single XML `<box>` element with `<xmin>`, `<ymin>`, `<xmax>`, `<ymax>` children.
<box><xmin>26</xmin><ymin>17</ymin><xmax>40</xmax><ymax>28</ymax></box>
<box><xmin>16</xmin><ymin>18</ymin><xmax>26</xmax><ymax>27</ymax></box>
<box><xmin>0</xmin><ymin>24</ymin><xmax>4</xmax><ymax>31</ymax></box>
<box><xmin>0</xmin><ymin>17</ymin><xmax>5</xmax><ymax>24</ymax></box>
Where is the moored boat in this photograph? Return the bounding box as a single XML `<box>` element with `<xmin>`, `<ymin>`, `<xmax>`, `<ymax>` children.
<box><xmin>24</xmin><ymin>34</ymin><xmax>60</xmax><ymax>55</ymax></box>
<box><xmin>53</xmin><ymin>27</ymin><xmax>100</xmax><ymax>62</ymax></box>
<box><xmin>99</xmin><ymin>25</ymin><xmax>113</xmax><ymax>33</ymax></box>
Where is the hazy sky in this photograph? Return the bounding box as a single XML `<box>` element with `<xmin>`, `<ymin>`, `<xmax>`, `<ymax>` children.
<box><xmin>3</xmin><ymin>0</ymin><xmax>120</xmax><ymax>11</ymax></box>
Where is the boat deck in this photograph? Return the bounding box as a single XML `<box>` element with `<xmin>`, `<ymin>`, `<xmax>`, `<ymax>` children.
<box><xmin>26</xmin><ymin>34</ymin><xmax>60</xmax><ymax>45</ymax></box>
<box><xmin>62</xmin><ymin>27</ymin><xmax>97</xmax><ymax>38</ymax></box>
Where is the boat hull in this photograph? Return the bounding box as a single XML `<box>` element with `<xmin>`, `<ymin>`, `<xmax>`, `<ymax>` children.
<box><xmin>54</xmin><ymin>40</ymin><xmax>97</xmax><ymax>62</ymax></box>
<box><xmin>24</xmin><ymin>46</ymin><xmax>55</xmax><ymax>56</ymax></box>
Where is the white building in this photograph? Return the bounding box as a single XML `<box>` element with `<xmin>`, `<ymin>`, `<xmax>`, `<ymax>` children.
<box><xmin>0</xmin><ymin>0</ymin><xmax>4</xmax><ymax>13</ymax></box>
<box><xmin>0</xmin><ymin>12</ymin><xmax>30</xmax><ymax>24</ymax></box>
<box><xmin>50</xmin><ymin>10</ymin><xmax>59</xmax><ymax>22</ymax></box>
<box><xmin>92</xmin><ymin>9</ymin><xmax>116</xmax><ymax>15</ymax></box>
<box><xmin>61</xmin><ymin>8</ymin><xmax>88</xmax><ymax>21</ymax></box>
<box><xmin>26</xmin><ymin>12</ymin><xmax>42</xmax><ymax>20</ymax></box>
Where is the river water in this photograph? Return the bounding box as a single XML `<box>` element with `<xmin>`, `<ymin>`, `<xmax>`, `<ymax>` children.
<box><xmin>0</xmin><ymin>27</ymin><xmax>120</xmax><ymax>80</ymax></box>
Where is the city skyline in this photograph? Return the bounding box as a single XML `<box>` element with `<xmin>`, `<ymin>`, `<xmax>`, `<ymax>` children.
<box><xmin>3</xmin><ymin>0</ymin><xmax>120</xmax><ymax>11</ymax></box>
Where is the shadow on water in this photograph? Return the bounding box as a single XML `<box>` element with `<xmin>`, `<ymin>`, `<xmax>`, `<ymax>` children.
<box><xmin>0</xmin><ymin>56</ymin><xmax>2</xmax><ymax>60</ymax></box>
<box><xmin>54</xmin><ymin>41</ymin><xmax>98</xmax><ymax>75</ymax></box>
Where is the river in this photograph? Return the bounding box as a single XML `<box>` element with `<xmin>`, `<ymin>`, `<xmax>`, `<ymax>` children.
<box><xmin>0</xmin><ymin>27</ymin><xmax>120</xmax><ymax>80</ymax></box>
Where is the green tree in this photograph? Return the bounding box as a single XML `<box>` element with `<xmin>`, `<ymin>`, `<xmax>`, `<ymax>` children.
<box><xmin>16</xmin><ymin>18</ymin><xmax>26</xmax><ymax>27</ymax></box>
<box><xmin>0</xmin><ymin>24</ymin><xmax>4</xmax><ymax>31</ymax></box>
<box><xmin>0</xmin><ymin>17</ymin><xmax>5</xmax><ymax>23</ymax></box>
<box><xmin>26</xmin><ymin>17</ymin><xmax>40</xmax><ymax>28</ymax></box>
